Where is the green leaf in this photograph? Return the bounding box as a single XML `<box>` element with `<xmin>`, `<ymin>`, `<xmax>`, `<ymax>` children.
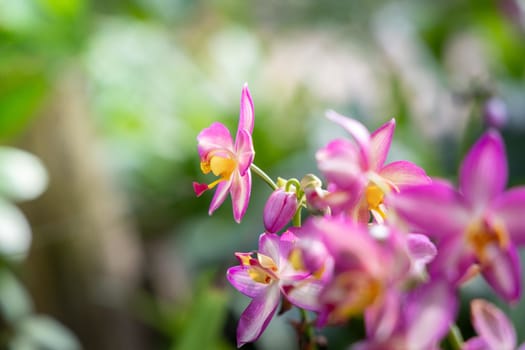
<box><xmin>173</xmin><ymin>278</ymin><xmax>230</xmax><ymax>350</ymax></box>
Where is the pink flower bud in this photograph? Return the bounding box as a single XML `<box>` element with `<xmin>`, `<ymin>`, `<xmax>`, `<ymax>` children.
<box><xmin>263</xmin><ymin>189</ymin><xmax>298</xmax><ymax>233</ymax></box>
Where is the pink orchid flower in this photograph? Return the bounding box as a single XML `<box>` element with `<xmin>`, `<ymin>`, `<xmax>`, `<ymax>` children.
<box><xmin>316</xmin><ymin>111</ymin><xmax>429</xmax><ymax>222</ymax></box>
<box><xmin>388</xmin><ymin>130</ymin><xmax>525</xmax><ymax>302</ymax></box>
<box><xmin>227</xmin><ymin>231</ymin><xmax>325</xmax><ymax>347</ymax></box>
<box><xmin>295</xmin><ymin>217</ymin><xmax>412</xmax><ymax>326</ymax></box>
<box><xmin>193</xmin><ymin>84</ymin><xmax>255</xmax><ymax>223</ymax></box>
<box><xmin>463</xmin><ymin>299</ymin><xmax>525</xmax><ymax>350</ymax></box>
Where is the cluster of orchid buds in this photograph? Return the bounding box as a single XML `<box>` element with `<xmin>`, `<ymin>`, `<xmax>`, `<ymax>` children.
<box><xmin>193</xmin><ymin>84</ymin><xmax>525</xmax><ymax>350</ymax></box>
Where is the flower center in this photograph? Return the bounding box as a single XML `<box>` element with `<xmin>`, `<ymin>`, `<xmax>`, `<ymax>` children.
<box><xmin>322</xmin><ymin>271</ymin><xmax>381</xmax><ymax>323</ymax></box>
<box><xmin>237</xmin><ymin>252</ymin><xmax>278</xmax><ymax>285</ymax></box>
<box><xmin>466</xmin><ymin>219</ymin><xmax>509</xmax><ymax>263</ymax></box>
<box><xmin>200</xmin><ymin>153</ymin><xmax>237</xmax><ymax>189</ymax></box>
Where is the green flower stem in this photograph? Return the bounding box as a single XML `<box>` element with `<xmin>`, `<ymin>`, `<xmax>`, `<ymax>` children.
<box><xmin>293</xmin><ymin>206</ymin><xmax>302</xmax><ymax>227</ymax></box>
<box><xmin>299</xmin><ymin>308</ymin><xmax>317</xmax><ymax>350</ymax></box>
<box><xmin>250</xmin><ymin>163</ymin><xmax>278</xmax><ymax>190</ymax></box>
<box><xmin>447</xmin><ymin>324</ymin><xmax>464</xmax><ymax>350</ymax></box>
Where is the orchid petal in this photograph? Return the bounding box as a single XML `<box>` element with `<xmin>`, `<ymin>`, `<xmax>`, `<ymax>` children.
<box><xmin>237</xmin><ymin>285</ymin><xmax>280</xmax><ymax>347</ymax></box>
<box><xmin>364</xmin><ymin>290</ymin><xmax>400</xmax><ymax>341</ymax></box>
<box><xmin>491</xmin><ymin>187</ymin><xmax>525</xmax><ymax>245</ymax></box>
<box><xmin>379</xmin><ymin>161</ymin><xmax>431</xmax><ymax>189</ymax></box>
<box><xmin>317</xmin><ymin>138</ymin><xmax>367</xmax><ymax>190</ymax></box>
<box><xmin>234</xmin><ymin>129</ymin><xmax>255</xmax><ymax>176</ymax></box>
<box><xmin>387</xmin><ymin>182</ymin><xmax>469</xmax><ymax>238</ymax></box>
<box><xmin>470</xmin><ymin>299</ymin><xmax>516</xmax><ymax>350</ymax></box>
<box><xmin>405</xmin><ymin>280</ymin><xmax>457</xmax><ymax>350</ymax></box>
<box><xmin>208</xmin><ymin>179</ymin><xmax>232</xmax><ymax>215</ymax></box>
<box><xmin>237</xmin><ymin>83</ymin><xmax>255</xmax><ymax>135</ymax></box>
<box><xmin>463</xmin><ymin>338</ymin><xmax>491</xmax><ymax>350</ymax></box>
<box><xmin>326</xmin><ymin>110</ymin><xmax>371</xmax><ymax>168</ymax></box>
<box><xmin>428</xmin><ymin>236</ymin><xmax>475</xmax><ymax>284</ymax></box>
<box><xmin>285</xmin><ymin>279</ymin><xmax>324</xmax><ymax>311</ymax></box>
<box><xmin>370</xmin><ymin>119</ymin><xmax>395</xmax><ymax>170</ymax></box>
<box><xmin>231</xmin><ymin>170</ymin><xmax>251</xmax><ymax>223</ymax></box>
<box><xmin>460</xmin><ymin>131</ymin><xmax>507</xmax><ymax>207</ymax></box>
<box><xmin>481</xmin><ymin>243</ymin><xmax>521</xmax><ymax>303</ymax></box>
<box><xmin>407</xmin><ymin>233</ymin><xmax>437</xmax><ymax>275</ymax></box>
<box><xmin>258</xmin><ymin>233</ymin><xmax>281</xmax><ymax>265</ymax></box>
<box><xmin>197</xmin><ymin>122</ymin><xmax>234</xmax><ymax>159</ymax></box>
<box><xmin>227</xmin><ymin>266</ymin><xmax>269</xmax><ymax>298</ymax></box>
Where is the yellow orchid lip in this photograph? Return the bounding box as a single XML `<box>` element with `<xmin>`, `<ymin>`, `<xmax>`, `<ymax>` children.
<box><xmin>197</xmin><ymin>153</ymin><xmax>238</xmax><ymax>193</ymax></box>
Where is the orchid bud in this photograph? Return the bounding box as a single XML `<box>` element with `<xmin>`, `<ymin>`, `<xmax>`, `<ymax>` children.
<box><xmin>263</xmin><ymin>189</ymin><xmax>298</xmax><ymax>233</ymax></box>
<box><xmin>483</xmin><ymin>97</ymin><xmax>507</xmax><ymax>129</ymax></box>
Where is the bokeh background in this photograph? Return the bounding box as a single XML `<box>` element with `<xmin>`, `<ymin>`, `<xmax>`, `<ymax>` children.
<box><xmin>1</xmin><ymin>0</ymin><xmax>525</xmax><ymax>349</ymax></box>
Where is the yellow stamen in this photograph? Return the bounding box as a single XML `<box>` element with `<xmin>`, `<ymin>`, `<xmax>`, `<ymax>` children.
<box><xmin>200</xmin><ymin>155</ymin><xmax>237</xmax><ymax>190</ymax></box>
<box><xmin>466</xmin><ymin>219</ymin><xmax>509</xmax><ymax>263</ymax></box>
<box><xmin>366</xmin><ymin>184</ymin><xmax>386</xmax><ymax>219</ymax></box>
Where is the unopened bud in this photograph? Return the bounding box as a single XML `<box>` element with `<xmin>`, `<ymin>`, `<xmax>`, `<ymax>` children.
<box><xmin>263</xmin><ymin>189</ymin><xmax>299</xmax><ymax>233</ymax></box>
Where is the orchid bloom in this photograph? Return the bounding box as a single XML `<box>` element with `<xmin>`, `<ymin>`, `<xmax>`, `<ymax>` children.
<box><xmin>388</xmin><ymin>130</ymin><xmax>525</xmax><ymax>302</ymax></box>
<box><xmin>316</xmin><ymin>111</ymin><xmax>429</xmax><ymax>222</ymax></box>
<box><xmin>354</xmin><ymin>280</ymin><xmax>457</xmax><ymax>350</ymax></box>
<box><xmin>193</xmin><ymin>84</ymin><xmax>255</xmax><ymax>223</ymax></box>
<box><xmin>463</xmin><ymin>299</ymin><xmax>525</xmax><ymax>350</ymax></box>
<box><xmin>295</xmin><ymin>217</ymin><xmax>412</xmax><ymax>326</ymax></box>
<box><xmin>227</xmin><ymin>231</ymin><xmax>326</xmax><ymax>347</ymax></box>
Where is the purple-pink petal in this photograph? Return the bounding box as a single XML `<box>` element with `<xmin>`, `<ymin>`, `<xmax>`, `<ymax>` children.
<box><xmin>491</xmin><ymin>187</ymin><xmax>525</xmax><ymax>245</ymax></box>
<box><xmin>208</xmin><ymin>179</ymin><xmax>232</xmax><ymax>215</ymax></box>
<box><xmin>284</xmin><ymin>279</ymin><xmax>324</xmax><ymax>311</ymax></box>
<box><xmin>459</xmin><ymin>130</ymin><xmax>507</xmax><ymax>208</ymax></box>
<box><xmin>405</xmin><ymin>280</ymin><xmax>457</xmax><ymax>350</ymax></box>
<box><xmin>236</xmin><ymin>83</ymin><xmax>255</xmax><ymax>136</ymax></box>
<box><xmin>231</xmin><ymin>170</ymin><xmax>252</xmax><ymax>223</ymax></box>
<box><xmin>470</xmin><ymin>299</ymin><xmax>516</xmax><ymax>350</ymax></box>
<box><xmin>227</xmin><ymin>266</ymin><xmax>269</xmax><ymax>298</ymax></box>
<box><xmin>463</xmin><ymin>337</ymin><xmax>491</xmax><ymax>350</ymax></box>
<box><xmin>236</xmin><ymin>285</ymin><xmax>280</xmax><ymax>347</ymax></box>
<box><xmin>326</xmin><ymin>110</ymin><xmax>371</xmax><ymax>168</ymax></box>
<box><xmin>258</xmin><ymin>233</ymin><xmax>281</xmax><ymax>264</ymax></box>
<box><xmin>197</xmin><ymin>122</ymin><xmax>234</xmax><ymax>159</ymax></box>
<box><xmin>317</xmin><ymin>138</ymin><xmax>367</xmax><ymax>190</ymax></box>
<box><xmin>481</xmin><ymin>243</ymin><xmax>521</xmax><ymax>303</ymax></box>
<box><xmin>234</xmin><ymin>129</ymin><xmax>255</xmax><ymax>176</ymax></box>
<box><xmin>379</xmin><ymin>161</ymin><xmax>431</xmax><ymax>189</ymax></box>
<box><xmin>370</xmin><ymin>119</ymin><xmax>395</xmax><ymax>171</ymax></box>
<box><xmin>386</xmin><ymin>182</ymin><xmax>470</xmax><ymax>238</ymax></box>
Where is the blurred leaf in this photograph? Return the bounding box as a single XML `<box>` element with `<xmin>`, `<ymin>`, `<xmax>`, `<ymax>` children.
<box><xmin>12</xmin><ymin>315</ymin><xmax>81</xmax><ymax>350</ymax></box>
<box><xmin>0</xmin><ymin>71</ymin><xmax>47</xmax><ymax>141</ymax></box>
<box><xmin>173</xmin><ymin>276</ymin><xmax>230</xmax><ymax>350</ymax></box>
<box><xmin>37</xmin><ymin>0</ymin><xmax>84</xmax><ymax>19</ymax></box>
<box><xmin>0</xmin><ymin>147</ymin><xmax>48</xmax><ymax>202</ymax></box>
<box><xmin>0</xmin><ymin>269</ymin><xmax>33</xmax><ymax>323</ymax></box>
<box><xmin>0</xmin><ymin>200</ymin><xmax>32</xmax><ymax>261</ymax></box>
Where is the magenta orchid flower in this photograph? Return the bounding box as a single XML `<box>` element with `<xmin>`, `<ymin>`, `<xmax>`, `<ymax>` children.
<box><xmin>193</xmin><ymin>84</ymin><xmax>255</xmax><ymax>223</ymax></box>
<box><xmin>388</xmin><ymin>130</ymin><xmax>525</xmax><ymax>302</ymax></box>
<box><xmin>294</xmin><ymin>217</ymin><xmax>413</xmax><ymax>326</ymax></box>
<box><xmin>463</xmin><ymin>299</ymin><xmax>525</xmax><ymax>350</ymax></box>
<box><xmin>227</xmin><ymin>231</ymin><xmax>326</xmax><ymax>347</ymax></box>
<box><xmin>316</xmin><ymin>111</ymin><xmax>429</xmax><ymax>222</ymax></box>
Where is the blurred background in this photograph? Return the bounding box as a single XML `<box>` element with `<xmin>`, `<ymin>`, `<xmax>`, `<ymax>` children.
<box><xmin>1</xmin><ymin>0</ymin><xmax>525</xmax><ymax>349</ymax></box>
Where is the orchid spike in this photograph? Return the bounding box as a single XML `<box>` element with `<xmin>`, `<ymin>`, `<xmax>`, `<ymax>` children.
<box><xmin>193</xmin><ymin>84</ymin><xmax>255</xmax><ymax>223</ymax></box>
